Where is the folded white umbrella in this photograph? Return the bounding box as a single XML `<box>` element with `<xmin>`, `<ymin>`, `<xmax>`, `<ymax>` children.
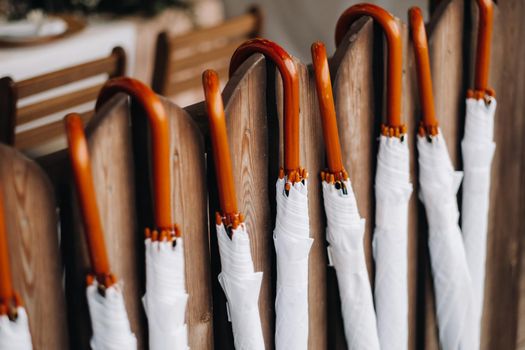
<box><xmin>461</xmin><ymin>95</ymin><xmax>496</xmax><ymax>347</ymax></box>
<box><xmin>373</xmin><ymin>135</ymin><xmax>413</xmax><ymax>350</ymax></box>
<box><xmin>216</xmin><ymin>223</ymin><xmax>264</xmax><ymax>350</ymax></box>
<box><xmin>418</xmin><ymin>131</ymin><xmax>477</xmax><ymax>349</ymax></box>
<box><xmin>274</xmin><ymin>177</ymin><xmax>313</xmax><ymax>350</ymax></box>
<box><xmin>322</xmin><ymin>179</ymin><xmax>379</xmax><ymax>349</ymax></box>
<box><xmin>0</xmin><ymin>307</ymin><xmax>32</xmax><ymax>350</ymax></box>
<box><xmin>87</xmin><ymin>281</ymin><xmax>137</xmax><ymax>350</ymax></box>
<box><xmin>143</xmin><ymin>236</ymin><xmax>188</xmax><ymax>350</ymax></box>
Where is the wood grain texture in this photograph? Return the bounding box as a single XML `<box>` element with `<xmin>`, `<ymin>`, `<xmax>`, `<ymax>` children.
<box><xmin>466</xmin><ymin>1</ymin><xmax>525</xmax><ymax>349</ymax></box>
<box><xmin>422</xmin><ymin>1</ymin><xmax>467</xmax><ymax>348</ymax></box>
<box><xmin>330</xmin><ymin>18</ymin><xmax>375</xmax><ymax>350</ymax></box>
<box><xmin>0</xmin><ymin>144</ymin><xmax>69</xmax><ymax>349</ymax></box>
<box><xmin>331</xmin><ymin>15</ymin><xmax>421</xmax><ymax>350</ymax></box>
<box><xmin>297</xmin><ymin>58</ymin><xmax>329</xmax><ymax>350</ymax></box>
<box><xmin>64</xmin><ymin>96</ymin><xmax>146</xmax><ymax>349</ymax></box>
<box><xmin>218</xmin><ymin>54</ymin><xmax>275</xmax><ymax>349</ymax></box>
<box><xmin>162</xmin><ymin>95</ymin><xmax>214</xmax><ymax>349</ymax></box>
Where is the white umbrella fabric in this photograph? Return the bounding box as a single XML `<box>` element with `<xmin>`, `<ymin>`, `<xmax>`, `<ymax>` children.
<box><xmin>373</xmin><ymin>135</ymin><xmax>413</xmax><ymax>349</ymax></box>
<box><xmin>95</xmin><ymin>78</ymin><xmax>189</xmax><ymax>350</ymax></box>
<box><xmin>143</xmin><ymin>235</ymin><xmax>188</xmax><ymax>350</ymax></box>
<box><xmin>87</xmin><ymin>282</ymin><xmax>137</xmax><ymax>350</ymax></box>
<box><xmin>311</xmin><ymin>41</ymin><xmax>379</xmax><ymax>349</ymax></box>
<box><xmin>203</xmin><ymin>69</ymin><xmax>265</xmax><ymax>350</ymax></box>
<box><xmin>418</xmin><ymin>132</ymin><xmax>476</xmax><ymax>348</ymax></box>
<box><xmin>461</xmin><ymin>94</ymin><xmax>496</xmax><ymax>347</ymax></box>
<box><xmin>274</xmin><ymin>176</ymin><xmax>313</xmax><ymax>350</ymax></box>
<box><xmin>322</xmin><ymin>179</ymin><xmax>379</xmax><ymax>349</ymax></box>
<box><xmin>409</xmin><ymin>7</ymin><xmax>476</xmax><ymax>348</ymax></box>
<box><xmin>216</xmin><ymin>223</ymin><xmax>264</xmax><ymax>350</ymax></box>
<box><xmin>0</xmin><ymin>307</ymin><xmax>32</xmax><ymax>350</ymax></box>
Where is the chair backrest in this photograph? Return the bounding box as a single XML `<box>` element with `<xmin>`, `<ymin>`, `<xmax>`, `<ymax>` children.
<box><xmin>151</xmin><ymin>7</ymin><xmax>262</xmax><ymax>104</ymax></box>
<box><xmin>0</xmin><ymin>47</ymin><xmax>126</xmax><ymax>155</ymax></box>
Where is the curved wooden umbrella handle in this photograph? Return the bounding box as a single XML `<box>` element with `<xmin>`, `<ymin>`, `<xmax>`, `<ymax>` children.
<box><xmin>409</xmin><ymin>7</ymin><xmax>438</xmax><ymax>136</ymax></box>
<box><xmin>96</xmin><ymin>77</ymin><xmax>175</xmax><ymax>234</ymax></box>
<box><xmin>203</xmin><ymin>70</ymin><xmax>240</xmax><ymax>227</ymax></box>
<box><xmin>335</xmin><ymin>3</ymin><xmax>403</xmax><ymax>130</ymax></box>
<box><xmin>474</xmin><ymin>0</ymin><xmax>494</xmax><ymax>94</ymax></box>
<box><xmin>65</xmin><ymin>113</ymin><xmax>114</xmax><ymax>287</ymax></box>
<box><xmin>311</xmin><ymin>42</ymin><xmax>345</xmax><ymax>176</ymax></box>
<box><xmin>229</xmin><ymin>38</ymin><xmax>301</xmax><ymax>173</ymax></box>
<box><xmin>0</xmin><ymin>187</ymin><xmax>15</xmax><ymax>312</ymax></box>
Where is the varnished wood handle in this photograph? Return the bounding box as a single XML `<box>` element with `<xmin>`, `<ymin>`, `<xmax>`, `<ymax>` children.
<box><xmin>203</xmin><ymin>70</ymin><xmax>238</xmax><ymax>217</ymax></box>
<box><xmin>474</xmin><ymin>0</ymin><xmax>494</xmax><ymax>93</ymax></box>
<box><xmin>335</xmin><ymin>3</ymin><xmax>403</xmax><ymax>128</ymax></box>
<box><xmin>311</xmin><ymin>42</ymin><xmax>345</xmax><ymax>174</ymax></box>
<box><xmin>65</xmin><ymin>113</ymin><xmax>112</xmax><ymax>285</ymax></box>
<box><xmin>0</xmin><ymin>186</ymin><xmax>14</xmax><ymax>310</ymax></box>
<box><xmin>96</xmin><ymin>77</ymin><xmax>175</xmax><ymax>234</ymax></box>
<box><xmin>409</xmin><ymin>7</ymin><xmax>438</xmax><ymax>135</ymax></box>
<box><xmin>229</xmin><ymin>38</ymin><xmax>301</xmax><ymax>173</ymax></box>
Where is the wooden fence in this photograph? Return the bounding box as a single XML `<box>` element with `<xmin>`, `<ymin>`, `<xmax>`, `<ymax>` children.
<box><xmin>0</xmin><ymin>0</ymin><xmax>524</xmax><ymax>348</ymax></box>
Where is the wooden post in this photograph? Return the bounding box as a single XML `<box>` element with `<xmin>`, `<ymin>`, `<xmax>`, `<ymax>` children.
<box><xmin>0</xmin><ymin>144</ymin><xmax>69</xmax><ymax>349</ymax></box>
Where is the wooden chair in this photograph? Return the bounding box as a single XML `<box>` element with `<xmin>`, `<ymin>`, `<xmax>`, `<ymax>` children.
<box><xmin>0</xmin><ymin>47</ymin><xmax>126</xmax><ymax>155</ymax></box>
<box><xmin>151</xmin><ymin>7</ymin><xmax>262</xmax><ymax>104</ymax></box>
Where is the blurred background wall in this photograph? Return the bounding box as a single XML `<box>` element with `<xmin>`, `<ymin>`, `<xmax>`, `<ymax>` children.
<box><xmin>223</xmin><ymin>0</ymin><xmax>429</xmax><ymax>62</ymax></box>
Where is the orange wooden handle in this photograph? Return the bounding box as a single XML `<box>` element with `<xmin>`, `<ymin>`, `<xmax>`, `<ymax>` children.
<box><xmin>409</xmin><ymin>7</ymin><xmax>438</xmax><ymax>135</ymax></box>
<box><xmin>335</xmin><ymin>3</ymin><xmax>403</xmax><ymax>128</ymax></box>
<box><xmin>0</xmin><ymin>186</ymin><xmax>14</xmax><ymax>307</ymax></box>
<box><xmin>65</xmin><ymin>113</ymin><xmax>112</xmax><ymax>285</ymax></box>
<box><xmin>203</xmin><ymin>70</ymin><xmax>238</xmax><ymax>217</ymax></box>
<box><xmin>474</xmin><ymin>0</ymin><xmax>494</xmax><ymax>92</ymax></box>
<box><xmin>96</xmin><ymin>77</ymin><xmax>174</xmax><ymax>233</ymax></box>
<box><xmin>229</xmin><ymin>38</ymin><xmax>301</xmax><ymax>173</ymax></box>
<box><xmin>311</xmin><ymin>42</ymin><xmax>345</xmax><ymax>174</ymax></box>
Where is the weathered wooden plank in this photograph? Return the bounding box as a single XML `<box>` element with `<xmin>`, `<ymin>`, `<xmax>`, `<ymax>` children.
<box><xmin>0</xmin><ymin>144</ymin><xmax>69</xmax><ymax>349</ymax></box>
<box><xmin>330</xmin><ymin>18</ymin><xmax>375</xmax><ymax>350</ymax></box>
<box><xmin>163</xmin><ymin>95</ymin><xmax>214</xmax><ymax>349</ymax></box>
<box><xmin>421</xmin><ymin>1</ymin><xmax>466</xmax><ymax>348</ymax></box>
<box><xmin>218</xmin><ymin>54</ymin><xmax>275</xmax><ymax>349</ymax></box>
<box><xmin>466</xmin><ymin>1</ymin><xmax>525</xmax><ymax>349</ymax></box>
<box><xmin>63</xmin><ymin>96</ymin><xmax>146</xmax><ymax>349</ymax></box>
<box><xmin>298</xmin><ymin>58</ymin><xmax>329</xmax><ymax>350</ymax></box>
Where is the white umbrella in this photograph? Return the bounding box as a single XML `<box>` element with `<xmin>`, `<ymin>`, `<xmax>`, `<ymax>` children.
<box><xmin>311</xmin><ymin>41</ymin><xmax>379</xmax><ymax>349</ymax></box>
<box><xmin>65</xmin><ymin>113</ymin><xmax>137</xmax><ymax>350</ymax></box>
<box><xmin>216</xmin><ymin>223</ymin><xmax>264</xmax><ymax>349</ymax></box>
<box><xmin>409</xmin><ymin>7</ymin><xmax>475</xmax><ymax>348</ymax></box>
<box><xmin>230</xmin><ymin>38</ymin><xmax>312</xmax><ymax>350</ymax></box>
<box><xmin>373</xmin><ymin>134</ymin><xmax>412</xmax><ymax>349</ymax></box>
<box><xmin>87</xmin><ymin>281</ymin><xmax>137</xmax><ymax>350</ymax></box>
<box><xmin>143</xmin><ymin>234</ymin><xmax>188</xmax><ymax>350</ymax></box>
<box><xmin>274</xmin><ymin>174</ymin><xmax>312</xmax><ymax>350</ymax></box>
<box><xmin>0</xmin><ymin>307</ymin><xmax>32</xmax><ymax>350</ymax></box>
<box><xmin>461</xmin><ymin>93</ymin><xmax>496</xmax><ymax>347</ymax></box>
<box><xmin>461</xmin><ymin>1</ymin><xmax>496</xmax><ymax>346</ymax></box>
<box><xmin>335</xmin><ymin>5</ymin><xmax>412</xmax><ymax>349</ymax></box>
<box><xmin>203</xmin><ymin>69</ymin><xmax>265</xmax><ymax>349</ymax></box>
<box><xmin>96</xmin><ymin>77</ymin><xmax>189</xmax><ymax>350</ymax></box>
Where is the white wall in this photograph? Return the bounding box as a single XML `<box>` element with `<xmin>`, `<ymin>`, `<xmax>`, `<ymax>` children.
<box><xmin>223</xmin><ymin>0</ymin><xmax>429</xmax><ymax>62</ymax></box>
